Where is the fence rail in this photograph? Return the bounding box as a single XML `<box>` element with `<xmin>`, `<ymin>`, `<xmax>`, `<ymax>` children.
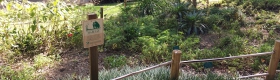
<box><xmin>180</xmin><ymin>52</ymin><xmax>273</xmax><ymax>64</ymax></box>
<box><xmin>112</xmin><ymin>61</ymin><xmax>171</xmax><ymax>80</ymax></box>
<box><xmin>238</xmin><ymin>73</ymin><xmax>269</xmax><ymax>79</ymax></box>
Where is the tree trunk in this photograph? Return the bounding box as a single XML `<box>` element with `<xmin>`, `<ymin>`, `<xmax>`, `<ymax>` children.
<box><xmin>193</xmin><ymin>0</ymin><xmax>197</xmax><ymax>8</ymax></box>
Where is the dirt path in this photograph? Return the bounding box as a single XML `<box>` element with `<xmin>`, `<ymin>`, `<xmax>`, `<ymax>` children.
<box><xmin>45</xmin><ymin>48</ymin><xmax>108</xmax><ymax>79</ymax></box>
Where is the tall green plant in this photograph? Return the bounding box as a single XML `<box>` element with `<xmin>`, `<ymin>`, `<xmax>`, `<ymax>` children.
<box><xmin>180</xmin><ymin>11</ymin><xmax>207</xmax><ymax>35</ymax></box>
<box><xmin>0</xmin><ymin>0</ymin><xmax>85</xmax><ymax>57</ymax></box>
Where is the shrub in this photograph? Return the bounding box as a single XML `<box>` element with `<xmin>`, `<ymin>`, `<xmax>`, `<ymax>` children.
<box><xmin>137</xmin><ymin>36</ymin><xmax>170</xmax><ymax>63</ymax></box>
<box><xmin>1</xmin><ymin>0</ymin><xmax>85</xmax><ymax>57</ymax></box>
<box><xmin>247</xmin><ymin>0</ymin><xmax>280</xmax><ymax>10</ymax></box>
<box><xmin>202</xmin><ymin>14</ymin><xmax>224</xmax><ymax>29</ymax></box>
<box><xmin>104</xmin><ymin>55</ymin><xmax>127</xmax><ymax>69</ymax></box>
<box><xmin>0</xmin><ymin>63</ymin><xmax>42</xmax><ymax>80</ymax></box>
<box><xmin>104</xmin><ymin>15</ymin><xmax>160</xmax><ymax>51</ymax></box>
<box><xmin>133</xmin><ymin>0</ymin><xmax>170</xmax><ymax>16</ymax></box>
<box><xmin>179</xmin><ymin>35</ymin><xmax>200</xmax><ymax>50</ymax></box>
<box><xmin>130</xmin><ymin>30</ymin><xmax>184</xmax><ymax>63</ymax></box>
<box><xmin>217</xmin><ymin>35</ymin><xmax>248</xmax><ymax>55</ymax></box>
<box><xmin>180</xmin><ymin>11</ymin><xmax>208</xmax><ymax>35</ymax></box>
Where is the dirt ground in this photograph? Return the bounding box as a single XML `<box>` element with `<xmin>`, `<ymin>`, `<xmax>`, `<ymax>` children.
<box><xmin>44</xmin><ymin>48</ymin><xmax>108</xmax><ymax>79</ymax></box>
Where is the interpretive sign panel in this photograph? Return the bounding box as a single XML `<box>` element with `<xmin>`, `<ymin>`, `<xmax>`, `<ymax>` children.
<box><xmin>82</xmin><ymin>19</ymin><xmax>104</xmax><ymax>48</ymax></box>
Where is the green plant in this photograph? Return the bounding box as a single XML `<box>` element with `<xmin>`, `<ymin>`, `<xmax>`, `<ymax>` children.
<box><xmin>0</xmin><ymin>63</ymin><xmax>42</xmax><ymax>80</ymax></box>
<box><xmin>135</xmin><ymin>30</ymin><xmax>185</xmax><ymax>63</ymax></box>
<box><xmin>134</xmin><ymin>0</ymin><xmax>169</xmax><ymax>16</ymax></box>
<box><xmin>202</xmin><ymin>14</ymin><xmax>224</xmax><ymax>29</ymax></box>
<box><xmin>104</xmin><ymin>55</ymin><xmax>127</xmax><ymax>69</ymax></box>
<box><xmin>33</xmin><ymin>54</ymin><xmax>53</xmax><ymax>69</ymax></box>
<box><xmin>179</xmin><ymin>35</ymin><xmax>200</xmax><ymax>50</ymax></box>
<box><xmin>99</xmin><ymin>65</ymin><xmax>235</xmax><ymax>80</ymax></box>
<box><xmin>180</xmin><ymin>11</ymin><xmax>207</xmax><ymax>35</ymax></box>
<box><xmin>217</xmin><ymin>35</ymin><xmax>249</xmax><ymax>55</ymax></box>
<box><xmin>0</xmin><ymin>0</ymin><xmax>87</xmax><ymax>58</ymax></box>
<box><xmin>136</xmin><ymin>36</ymin><xmax>169</xmax><ymax>63</ymax></box>
<box><xmin>246</xmin><ymin>0</ymin><xmax>280</xmax><ymax>10</ymax></box>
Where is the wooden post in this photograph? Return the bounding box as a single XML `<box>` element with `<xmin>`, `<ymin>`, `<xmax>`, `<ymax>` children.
<box><xmin>170</xmin><ymin>50</ymin><xmax>182</xmax><ymax>80</ymax></box>
<box><xmin>100</xmin><ymin>7</ymin><xmax>103</xmax><ymax>18</ymax></box>
<box><xmin>266</xmin><ymin>40</ymin><xmax>280</xmax><ymax>80</ymax></box>
<box><xmin>124</xmin><ymin>0</ymin><xmax>127</xmax><ymax>8</ymax></box>
<box><xmin>88</xmin><ymin>14</ymin><xmax>98</xmax><ymax>80</ymax></box>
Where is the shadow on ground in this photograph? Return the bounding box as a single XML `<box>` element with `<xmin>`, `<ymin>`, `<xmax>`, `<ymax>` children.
<box><xmin>45</xmin><ymin>48</ymin><xmax>107</xmax><ymax>80</ymax></box>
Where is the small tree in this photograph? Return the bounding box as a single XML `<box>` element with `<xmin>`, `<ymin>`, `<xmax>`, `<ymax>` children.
<box><xmin>186</xmin><ymin>0</ymin><xmax>197</xmax><ymax>8</ymax></box>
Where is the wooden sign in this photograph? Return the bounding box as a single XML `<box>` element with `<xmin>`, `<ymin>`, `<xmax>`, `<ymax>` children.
<box><xmin>82</xmin><ymin>19</ymin><xmax>104</xmax><ymax>48</ymax></box>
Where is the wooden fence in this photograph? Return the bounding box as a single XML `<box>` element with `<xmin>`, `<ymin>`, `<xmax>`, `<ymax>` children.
<box><xmin>112</xmin><ymin>40</ymin><xmax>280</xmax><ymax>80</ymax></box>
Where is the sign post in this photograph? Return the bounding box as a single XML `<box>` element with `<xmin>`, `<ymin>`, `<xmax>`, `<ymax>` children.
<box><xmin>82</xmin><ymin>13</ymin><xmax>104</xmax><ymax>80</ymax></box>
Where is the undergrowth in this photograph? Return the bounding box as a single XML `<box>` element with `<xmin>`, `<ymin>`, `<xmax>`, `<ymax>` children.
<box><xmin>1</xmin><ymin>0</ymin><xmax>280</xmax><ymax>79</ymax></box>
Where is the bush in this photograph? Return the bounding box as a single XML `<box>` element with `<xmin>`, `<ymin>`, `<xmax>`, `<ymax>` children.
<box><xmin>0</xmin><ymin>64</ymin><xmax>42</xmax><ymax>80</ymax></box>
<box><xmin>104</xmin><ymin>55</ymin><xmax>127</xmax><ymax>69</ymax></box>
<box><xmin>133</xmin><ymin>0</ymin><xmax>170</xmax><ymax>16</ymax></box>
<box><xmin>137</xmin><ymin>36</ymin><xmax>170</xmax><ymax>63</ymax></box>
<box><xmin>217</xmin><ymin>35</ymin><xmax>249</xmax><ymax>55</ymax></box>
<box><xmin>104</xmin><ymin>15</ymin><xmax>160</xmax><ymax>51</ymax></box>
<box><xmin>1</xmin><ymin>0</ymin><xmax>84</xmax><ymax>57</ymax></box>
<box><xmin>247</xmin><ymin>0</ymin><xmax>280</xmax><ymax>10</ymax></box>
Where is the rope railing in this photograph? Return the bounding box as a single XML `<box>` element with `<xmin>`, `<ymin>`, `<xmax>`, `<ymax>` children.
<box><xmin>181</xmin><ymin>52</ymin><xmax>273</xmax><ymax>64</ymax></box>
<box><xmin>238</xmin><ymin>73</ymin><xmax>269</xmax><ymax>79</ymax></box>
<box><xmin>112</xmin><ymin>61</ymin><xmax>172</xmax><ymax>80</ymax></box>
<box><xmin>111</xmin><ymin>52</ymin><xmax>275</xmax><ymax>80</ymax></box>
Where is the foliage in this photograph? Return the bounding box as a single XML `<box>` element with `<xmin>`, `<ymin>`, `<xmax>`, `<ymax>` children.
<box><xmin>99</xmin><ymin>65</ymin><xmax>235</xmax><ymax>80</ymax></box>
<box><xmin>206</xmin><ymin>6</ymin><xmax>243</xmax><ymax>29</ymax></box>
<box><xmin>180</xmin><ymin>11</ymin><xmax>207</xmax><ymax>35</ymax></box>
<box><xmin>217</xmin><ymin>35</ymin><xmax>251</xmax><ymax>55</ymax></box>
<box><xmin>104</xmin><ymin>55</ymin><xmax>127</xmax><ymax>69</ymax></box>
<box><xmin>104</xmin><ymin>15</ymin><xmax>160</xmax><ymax>51</ymax></box>
<box><xmin>33</xmin><ymin>54</ymin><xmax>54</xmax><ymax>69</ymax></box>
<box><xmin>134</xmin><ymin>30</ymin><xmax>185</xmax><ymax>63</ymax></box>
<box><xmin>2</xmin><ymin>0</ymin><xmax>280</xmax><ymax>79</ymax></box>
<box><xmin>179</xmin><ymin>35</ymin><xmax>200</xmax><ymax>50</ymax></box>
<box><xmin>133</xmin><ymin>0</ymin><xmax>170</xmax><ymax>16</ymax></box>
<box><xmin>245</xmin><ymin>0</ymin><xmax>280</xmax><ymax>10</ymax></box>
<box><xmin>0</xmin><ymin>0</ymin><xmax>85</xmax><ymax>58</ymax></box>
<box><xmin>0</xmin><ymin>64</ymin><xmax>42</xmax><ymax>80</ymax></box>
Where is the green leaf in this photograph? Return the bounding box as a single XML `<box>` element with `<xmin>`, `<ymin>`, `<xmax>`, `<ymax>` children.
<box><xmin>33</xmin><ymin>20</ymin><xmax>37</xmax><ymax>25</ymax></box>
<box><xmin>30</xmin><ymin>11</ymin><xmax>35</xmax><ymax>18</ymax></box>
<box><xmin>6</xmin><ymin>3</ymin><xmax>12</xmax><ymax>11</ymax></box>
<box><xmin>53</xmin><ymin>0</ymin><xmax>60</xmax><ymax>6</ymax></box>
<box><xmin>31</xmin><ymin>25</ymin><xmax>36</xmax><ymax>32</ymax></box>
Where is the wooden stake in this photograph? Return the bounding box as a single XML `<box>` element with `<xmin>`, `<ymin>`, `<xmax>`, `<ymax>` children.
<box><xmin>124</xmin><ymin>0</ymin><xmax>127</xmax><ymax>8</ymax></box>
<box><xmin>100</xmin><ymin>7</ymin><xmax>103</xmax><ymax>18</ymax></box>
<box><xmin>170</xmin><ymin>50</ymin><xmax>182</xmax><ymax>80</ymax></box>
<box><xmin>266</xmin><ymin>40</ymin><xmax>280</xmax><ymax>80</ymax></box>
<box><xmin>87</xmin><ymin>13</ymin><xmax>98</xmax><ymax>80</ymax></box>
